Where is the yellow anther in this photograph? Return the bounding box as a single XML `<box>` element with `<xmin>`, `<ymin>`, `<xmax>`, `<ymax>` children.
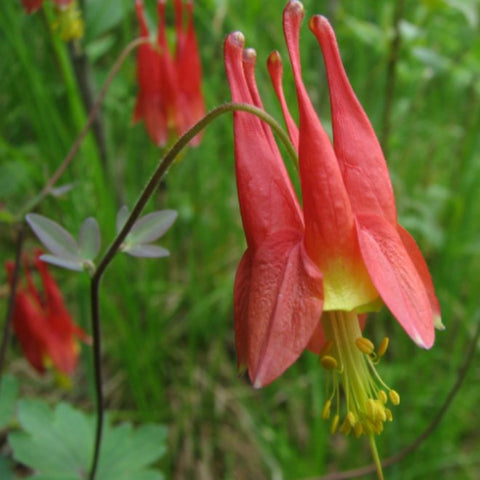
<box><xmin>355</xmin><ymin>337</ymin><xmax>375</xmax><ymax>355</ymax></box>
<box><xmin>353</xmin><ymin>422</ymin><xmax>363</xmax><ymax>438</ymax></box>
<box><xmin>366</xmin><ymin>398</ymin><xmax>376</xmax><ymax>418</ymax></box>
<box><xmin>368</xmin><ymin>399</ymin><xmax>382</xmax><ymax>421</ymax></box>
<box><xmin>319</xmin><ymin>340</ymin><xmax>333</xmax><ymax>357</ymax></box>
<box><xmin>377</xmin><ymin>390</ymin><xmax>388</xmax><ymax>404</ymax></box>
<box><xmin>322</xmin><ymin>400</ymin><xmax>332</xmax><ymax>419</ymax></box>
<box><xmin>330</xmin><ymin>414</ymin><xmax>340</xmax><ymax>434</ymax></box>
<box><xmin>389</xmin><ymin>389</ymin><xmax>400</xmax><ymax>405</ymax></box>
<box><xmin>339</xmin><ymin>418</ymin><xmax>352</xmax><ymax>436</ymax></box>
<box><xmin>376</xmin><ymin>402</ymin><xmax>387</xmax><ymax>422</ymax></box>
<box><xmin>318</xmin><ymin>312</ymin><xmax>400</xmax><ymax>439</ymax></box>
<box><xmin>377</xmin><ymin>337</ymin><xmax>390</xmax><ymax>358</ymax></box>
<box><xmin>320</xmin><ymin>355</ymin><xmax>338</xmax><ymax>370</ymax></box>
<box><xmin>346</xmin><ymin>411</ymin><xmax>356</xmax><ymax>426</ymax></box>
<box><xmin>373</xmin><ymin>421</ymin><xmax>384</xmax><ymax>435</ymax></box>
<box><xmin>385</xmin><ymin>408</ymin><xmax>393</xmax><ymax>422</ymax></box>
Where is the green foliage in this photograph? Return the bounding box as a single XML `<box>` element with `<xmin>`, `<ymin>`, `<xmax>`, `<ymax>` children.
<box><xmin>0</xmin><ymin>376</ymin><xmax>18</xmax><ymax>430</ymax></box>
<box><xmin>8</xmin><ymin>399</ymin><xmax>166</xmax><ymax>480</ymax></box>
<box><xmin>1</xmin><ymin>0</ymin><xmax>480</xmax><ymax>479</ymax></box>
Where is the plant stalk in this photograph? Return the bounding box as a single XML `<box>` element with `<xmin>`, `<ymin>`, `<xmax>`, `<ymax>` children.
<box><xmin>87</xmin><ymin>101</ymin><xmax>297</xmax><ymax>479</ymax></box>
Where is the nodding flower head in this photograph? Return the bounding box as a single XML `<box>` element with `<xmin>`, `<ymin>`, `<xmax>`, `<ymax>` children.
<box><xmin>225</xmin><ymin>0</ymin><xmax>441</xmax><ymax>438</ymax></box>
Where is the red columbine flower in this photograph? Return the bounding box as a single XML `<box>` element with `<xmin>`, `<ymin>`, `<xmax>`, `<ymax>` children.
<box><xmin>133</xmin><ymin>0</ymin><xmax>205</xmax><ymax>146</ymax></box>
<box><xmin>225</xmin><ymin>0</ymin><xmax>442</xmax><ymax>437</ymax></box>
<box><xmin>5</xmin><ymin>252</ymin><xmax>90</xmax><ymax>377</ymax></box>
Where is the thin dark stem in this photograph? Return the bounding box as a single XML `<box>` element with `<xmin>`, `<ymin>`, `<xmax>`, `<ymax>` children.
<box><xmin>88</xmin><ymin>275</ymin><xmax>103</xmax><ymax>479</ymax></box>
<box><xmin>303</xmin><ymin>317</ymin><xmax>480</xmax><ymax>480</ymax></box>
<box><xmin>19</xmin><ymin>37</ymin><xmax>150</xmax><ymax>218</ymax></box>
<box><xmin>68</xmin><ymin>42</ymin><xmax>108</xmax><ymax>169</ymax></box>
<box><xmin>87</xmin><ymin>101</ymin><xmax>296</xmax><ymax>479</ymax></box>
<box><xmin>0</xmin><ymin>225</ymin><xmax>25</xmax><ymax>388</ymax></box>
<box><xmin>380</xmin><ymin>0</ymin><xmax>405</xmax><ymax>155</ymax></box>
<box><xmin>95</xmin><ymin>102</ymin><xmax>296</xmax><ymax>281</ymax></box>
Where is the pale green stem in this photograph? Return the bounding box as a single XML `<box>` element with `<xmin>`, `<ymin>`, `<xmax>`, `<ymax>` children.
<box><xmin>368</xmin><ymin>434</ymin><xmax>384</xmax><ymax>480</ymax></box>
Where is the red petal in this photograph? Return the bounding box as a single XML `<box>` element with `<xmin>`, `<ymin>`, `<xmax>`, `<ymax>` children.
<box><xmin>305</xmin><ymin>319</ymin><xmax>326</xmax><ymax>354</ymax></box>
<box><xmin>134</xmin><ymin>0</ymin><xmax>149</xmax><ymax>37</ymax></box>
<box><xmin>12</xmin><ymin>291</ymin><xmax>48</xmax><ymax>374</ymax></box>
<box><xmin>356</xmin><ymin>214</ymin><xmax>435</xmax><ymax>348</ymax></box>
<box><xmin>397</xmin><ymin>225</ymin><xmax>442</xmax><ymax>326</ymax></box>
<box><xmin>133</xmin><ymin>0</ymin><xmax>186</xmax><ymax>146</ymax></box>
<box><xmin>224</xmin><ymin>32</ymin><xmax>303</xmax><ymax>249</ymax></box>
<box><xmin>233</xmin><ymin>250</ymin><xmax>253</xmax><ymax>372</ymax></box>
<box><xmin>309</xmin><ymin>15</ymin><xmax>397</xmax><ymax>223</ymax></box>
<box><xmin>283</xmin><ymin>2</ymin><xmax>356</xmax><ymax>270</ymax></box>
<box><xmin>21</xmin><ymin>0</ymin><xmax>43</xmax><ymax>13</ymax></box>
<box><xmin>175</xmin><ymin>0</ymin><xmax>205</xmax><ymax>144</ymax></box>
<box><xmin>267</xmin><ymin>51</ymin><xmax>299</xmax><ymax>150</ymax></box>
<box><xmin>235</xmin><ymin>230</ymin><xmax>323</xmax><ymax>387</ymax></box>
<box><xmin>35</xmin><ymin>257</ymin><xmax>88</xmax><ymax>374</ymax></box>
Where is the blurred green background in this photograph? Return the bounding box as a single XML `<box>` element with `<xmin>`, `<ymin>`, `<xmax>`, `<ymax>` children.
<box><xmin>1</xmin><ymin>0</ymin><xmax>480</xmax><ymax>478</ymax></box>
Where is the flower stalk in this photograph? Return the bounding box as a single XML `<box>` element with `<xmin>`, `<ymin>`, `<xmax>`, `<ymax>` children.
<box><xmin>87</xmin><ymin>101</ymin><xmax>297</xmax><ymax>479</ymax></box>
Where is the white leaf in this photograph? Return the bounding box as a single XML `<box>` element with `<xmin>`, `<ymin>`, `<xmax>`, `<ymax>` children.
<box><xmin>26</xmin><ymin>213</ymin><xmax>81</xmax><ymax>261</ymax></box>
<box><xmin>49</xmin><ymin>183</ymin><xmax>75</xmax><ymax>197</ymax></box>
<box><xmin>128</xmin><ymin>210</ymin><xmax>177</xmax><ymax>245</ymax></box>
<box><xmin>123</xmin><ymin>244</ymin><xmax>170</xmax><ymax>258</ymax></box>
<box><xmin>39</xmin><ymin>254</ymin><xmax>84</xmax><ymax>271</ymax></box>
<box><xmin>78</xmin><ymin>217</ymin><xmax>101</xmax><ymax>260</ymax></box>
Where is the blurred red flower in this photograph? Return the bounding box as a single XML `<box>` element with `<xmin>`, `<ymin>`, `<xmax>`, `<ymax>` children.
<box><xmin>21</xmin><ymin>0</ymin><xmax>72</xmax><ymax>14</ymax></box>
<box><xmin>133</xmin><ymin>0</ymin><xmax>205</xmax><ymax>147</ymax></box>
<box><xmin>5</xmin><ymin>252</ymin><xmax>90</xmax><ymax>376</ymax></box>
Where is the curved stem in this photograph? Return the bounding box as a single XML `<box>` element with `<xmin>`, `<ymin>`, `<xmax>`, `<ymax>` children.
<box><xmin>95</xmin><ymin>102</ymin><xmax>296</xmax><ymax>282</ymax></box>
<box><xmin>87</xmin><ymin>101</ymin><xmax>296</xmax><ymax>479</ymax></box>
<box><xmin>303</xmin><ymin>316</ymin><xmax>480</xmax><ymax>480</ymax></box>
<box><xmin>19</xmin><ymin>37</ymin><xmax>150</xmax><ymax>218</ymax></box>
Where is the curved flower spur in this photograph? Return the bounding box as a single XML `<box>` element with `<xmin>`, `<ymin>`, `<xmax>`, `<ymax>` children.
<box><xmin>225</xmin><ymin>0</ymin><xmax>442</xmax><ymax>447</ymax></box>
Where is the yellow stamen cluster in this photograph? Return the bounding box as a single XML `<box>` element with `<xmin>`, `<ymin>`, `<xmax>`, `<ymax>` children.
<box><xmin>319</xmin><ymin>311</ymin><xmax>400</xmax><ymax>437</ymax></box>
<box><xmin>52</xmin><ymin>1</ymin><xmax>85</xmax><ymax>42</ymax></box>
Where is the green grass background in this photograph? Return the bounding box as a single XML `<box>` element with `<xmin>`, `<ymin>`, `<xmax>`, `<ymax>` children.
<box><xmin>1</xmin><ymin>0</ymin><xmax>480</xmax><ymax>478</ymax></box>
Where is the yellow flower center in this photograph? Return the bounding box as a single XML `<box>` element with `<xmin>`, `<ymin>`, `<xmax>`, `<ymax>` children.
<box><xmin>319</xmin><ymin>310</ymin><xmax>400</xmax><ymax>437</ymax></box>
<box><xmin>52</xmin><ymin>1</ymin><xmax>84</xmax><ymax>42</ymax></box>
